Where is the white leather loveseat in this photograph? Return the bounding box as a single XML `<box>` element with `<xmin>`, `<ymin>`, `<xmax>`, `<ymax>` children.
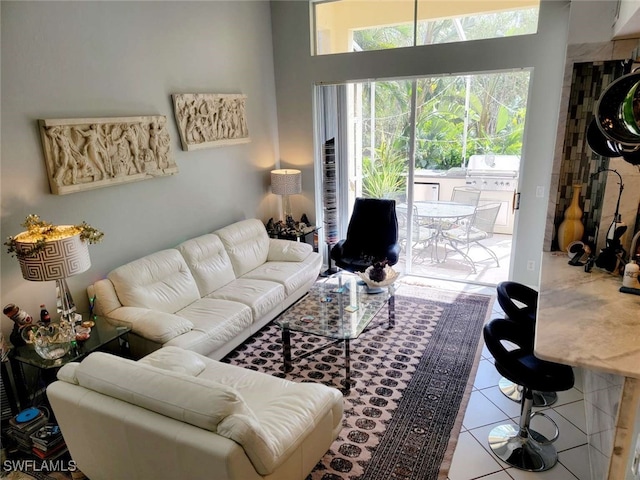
<box><xmin>89</xmin><ymin>219</ymin><xmax>322</xmax><ymax>359</ymax></box>
<box><xmin>47</xmin><ymin>347</ymin><xmax>344</xmax><ymax>480</ymax></box>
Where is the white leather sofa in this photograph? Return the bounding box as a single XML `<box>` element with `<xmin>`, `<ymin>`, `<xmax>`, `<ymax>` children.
<box><xmin>47</xmin><ymin>347</ymin><xmax>344</xmax><ymax>480</ymax></box>
<box><xmin>88</xmin><ymin>219</ymin><xmax>322</xmax><ymax>360</ymax></box>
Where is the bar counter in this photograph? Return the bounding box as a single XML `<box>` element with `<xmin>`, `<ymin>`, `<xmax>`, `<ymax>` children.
<box><xmin>537</xmin><ymin>252</ymin><xmax>640</xmax><ymax>377</ymax></box>
<box><xmin>537</xmin><ymin>251</ymin><xmax>640</xmax><ymax>480</ymax></box>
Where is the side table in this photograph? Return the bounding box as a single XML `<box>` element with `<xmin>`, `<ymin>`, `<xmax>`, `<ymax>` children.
<box><xmin>8</xmin><ymin>315</ymin><xmax>131</xmax><ymax>410</ymax></box>
<box><xmin>268</xmin><ymin>226</ymin><xmax>320</xmax><ymax>251</ymax></box>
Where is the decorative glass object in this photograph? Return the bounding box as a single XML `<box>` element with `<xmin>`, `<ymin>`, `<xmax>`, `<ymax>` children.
<box><xmin>357</xmin><ymin>265</ymin><xmax>399</xmax><ymax>288</ymax></box>
<box><xmin>33</xmin><ymin>322</ymin><xmax>74</xmax><ymax>360</ymax></box>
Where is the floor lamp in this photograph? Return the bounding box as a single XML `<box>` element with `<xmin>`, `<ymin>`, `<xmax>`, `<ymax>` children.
<box><xmin>271</xmin><ymin>169</ymin><xmax>302</xmax><ymax>222</ymax></box>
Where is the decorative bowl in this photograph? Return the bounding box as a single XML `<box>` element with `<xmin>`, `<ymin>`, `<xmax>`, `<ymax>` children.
<box><xmin>33</xmin><ymin>322</ymin><xmax>74</xmax><ymax>360</ymax></box>
<box><xmin>356</xmin><ymin>266</ymin><xmax>399</xmax><ymax>288</ymax></box>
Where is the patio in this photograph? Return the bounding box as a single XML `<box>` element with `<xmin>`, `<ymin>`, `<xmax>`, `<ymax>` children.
<box><xmin>395</xmin><ymin>233</ymin><xmax>513</xmax><ymax>286</ymax></box>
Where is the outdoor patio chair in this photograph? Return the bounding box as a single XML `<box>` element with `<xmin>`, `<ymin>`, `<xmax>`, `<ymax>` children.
<box><xmin>451</xmin><ymin>186</ymin><xmax>481</xmax><ymax>206</ymax></box>
<box><xmin>441</xmin><ymin>202</ymin><xmax>501</xmax><ymax>273</ymax></box>
<box><xmin>396</xmin><ymin>204</ymin><xmax>437</xmax><ymax>260</ymax></box>
<box><xmin>435</xmin><ymin>186</ymin><xmax>482</xmax><ymax>231</ymax></box>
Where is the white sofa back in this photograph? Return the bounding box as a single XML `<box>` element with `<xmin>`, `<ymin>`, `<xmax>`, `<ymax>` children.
<box><xmin>48</xmin><ymin>348</ymin><xmax>343</xmax><ymax>480</ymax></box>
<box><xmin>215</xmin><ymin>219</ymin><xmax>270</xmax><ymax>277</ymax></box>
<box><xmin>107</xmin><ymin>249</ymin><xmax>200</xmax><ymax>313</ymax></box>
<box><xmin>88</xmin><ymin>218</ymin><xmax>322</xmax><ymax>360</ymax></box>
<box><xmin>176</xmin><ymin>233</ymin><xmax>237</xmax><ymax>296</ymax></box>
<box><xmin>66</xmin><ymin>352</ymin><xmax>251</xmax><ymax>432</ymax></box>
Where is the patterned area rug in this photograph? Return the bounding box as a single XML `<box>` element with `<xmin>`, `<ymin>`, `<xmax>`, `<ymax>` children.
<box><xmin>223</xmin><ymin>283</ymin><xmax>493</xmax><ymax>480</ymax></box>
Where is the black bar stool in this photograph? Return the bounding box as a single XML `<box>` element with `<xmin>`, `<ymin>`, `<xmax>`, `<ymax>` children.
<box><xmin>496</xmin><ymin>281</ymin><xmax>557</xmax><ymax>407</ymax></box>
<box><xmin>483</xmin><ymin>317</ymin><xmax>574</xmax><ymax>471</ymax></box>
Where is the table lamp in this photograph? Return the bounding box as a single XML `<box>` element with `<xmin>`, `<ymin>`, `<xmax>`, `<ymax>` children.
<box><xmin>7</xmin><ymin>215</ymin><xmax>102</xmax><ymax>322</ymax></box>
<box><xmin>271</xmin><ymin>169</ymin><xmax>302</xmax><ymax>221</ymax></box>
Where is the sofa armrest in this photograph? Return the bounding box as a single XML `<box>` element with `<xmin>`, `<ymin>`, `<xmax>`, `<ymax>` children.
<box><xmin>267</xmin><ymin>239</ymin><xmax>312</xmax><ymax>262</ymax></box>
<box><xmin>88</xmin><ymin>279</ymin><xmax>123</xmax><ymax>316</ymax></box>
<box><xmin>105</xmin><ymin>307</ymin><xmax>193</xmax><ymax>344</ymax></box>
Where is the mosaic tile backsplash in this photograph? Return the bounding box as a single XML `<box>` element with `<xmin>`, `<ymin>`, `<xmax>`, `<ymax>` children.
<box><xmin>554</xmin><ymin>60</ymin><xmax>625</xmax><ymax>249</ymax></box>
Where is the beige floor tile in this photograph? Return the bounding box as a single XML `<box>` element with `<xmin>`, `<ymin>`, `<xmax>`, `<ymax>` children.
<box><xmin>558</xmin><ymin>445</ymin><xmax>591</xmax><ymax>480</ymax></box>
<box><xmin>462</xmin><ymin>390</ymin><xmax>510</xmax><ymax>430</ymax></box>
<box><xmin>448</xmin><ymin>431</ymin><xmax>504</xmax><ymax>480</ymax></box>
<box><xmin>554</xmin><ymin>399</ymin><xmax>587</xmax><ymax>433</ymax></box>
<box><xmin>472</xmin><ymin>359</ymin><xmax>504</xmax><ymax>390</ymax></box>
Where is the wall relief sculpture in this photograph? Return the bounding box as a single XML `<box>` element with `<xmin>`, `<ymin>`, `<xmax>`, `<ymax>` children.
<box><xmin>172</xmin><ymin>93</ymin><xmax>250</xmax><ymax>151</ymax></box>
<box><xmin>39</xmin><ymin>116</ymin><xmax>178</xmax><ymax>195</ymax></box>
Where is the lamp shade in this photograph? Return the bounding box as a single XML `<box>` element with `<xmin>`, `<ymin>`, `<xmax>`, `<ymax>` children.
<box><xmin>271</xmin><ymin>169</ymin><xmax>302</xmax><ymax>195</ymax></box>
<box><xmin>14</xmin><ymin>229</ymin><xmax>91</xmax><ymax>281</ymax></box>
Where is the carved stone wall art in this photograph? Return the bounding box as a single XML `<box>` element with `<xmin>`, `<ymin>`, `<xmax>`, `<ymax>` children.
<box><xmin>172</xmin><ymin>93</ymin><xmax>250</xmax><ymax>151</ymax></box>
<box><xmin>38</xmin><ymin>116</ymin><xmax>178</xmax><ymax>195</ymax></box>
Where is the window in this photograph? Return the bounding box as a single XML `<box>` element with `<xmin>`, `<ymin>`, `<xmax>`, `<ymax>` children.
<box><xmin>359</xmin><ymin>71</ymin><xmax>530</xmax><ymax>178</ymax></box>
<box><xmin>313</xmin><ymin>0</ymin><xmax>539</xmax><ymax>55</ymax></box>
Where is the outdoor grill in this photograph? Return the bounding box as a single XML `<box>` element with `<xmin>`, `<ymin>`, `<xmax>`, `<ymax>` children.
<box><xmin>465</xmin><ymin>154</ymin><xmax>520</xmax><ymax>192</ymax></box>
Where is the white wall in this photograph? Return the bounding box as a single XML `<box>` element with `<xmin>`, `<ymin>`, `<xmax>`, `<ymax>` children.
<box><xmin>568</xmin><ymin>0</ymin><xmax>619</xmax><ymax>44</ymax></box>
<box><xmin>270</xmin><ymin>0</ymin><xmax>572</xmax><ymax>286</ymax></box>
<box><xmin>615</xmin><ymin>0</ymin><xmax>640</xmax><ymax>38</ymax></box>
<box><xmin>1</xmin><ymin>1</ymin><xmax>279</xmax><ymax>335</ymax></box>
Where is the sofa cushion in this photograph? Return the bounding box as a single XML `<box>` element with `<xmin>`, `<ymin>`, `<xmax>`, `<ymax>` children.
<box><xmin>108</xmin><ymin>249</ymin><xmax>200</xmax><ymax>313</ymax></box>
<box><xmin>164</xmin><ymin>298</ymin><xmax>253</xmax><ymax>355</ymax></box>
<box><xmin>215</xmin><ymin>219</ymin><xmax>270</xmax><ymax>277</ymax></box>
<box><xmin>243</xmin><ymin>254</ymin><xmax>320</xmax><ymax>296</ymax></box>
<box><xmin>137</xmin><ymin>345</ymin><xmax>207</xmax><ymax>376</ymax></box>
<box><xmin>69</xmin><ymin>352</ymin><xmax>257</xmax><ymax>433</ymax></box>
<box><xmin>267</xmin><ymin>239</ymin><xmax>312</xmax><ymax>262</ymax></box>
<box><xmin>105</xmin><ymin>307</ymin><xmax>194</xmax><ymax>344</ymax></box>
<box><xmin>195</xmin><ymin>358</ymin><xmax>345</xmax><ymax>475</ymax></box>
<box><xmin>176</xmin><ymin>234</ymin><xmax>237</xmax><ymax>296</ymax></box>
<box><xmin>208</xmin><ymin>278</ymin><xmax>285</xmax><ymax>320</ymax></box>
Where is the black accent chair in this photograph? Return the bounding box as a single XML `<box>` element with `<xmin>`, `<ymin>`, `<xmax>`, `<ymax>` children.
<box><xmin>330</xmin><ymin>198</ymin><xmax>400</xmax><ymax>273</ymax></box>
<box><xmin>483</xmin><ymin>317</ymin><xmax>574</xmax><ymax>472</ymax></box>
<box><xmin>496</xmin><ymin>281</ymin><xmax>557</xmax><ymax>407</ymax></box>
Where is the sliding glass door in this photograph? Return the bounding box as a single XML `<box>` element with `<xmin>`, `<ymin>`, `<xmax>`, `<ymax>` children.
<box><xmin>315</xmin><ymin>69</ymin><xmax>530</xmax><ymax>285</ymax></box>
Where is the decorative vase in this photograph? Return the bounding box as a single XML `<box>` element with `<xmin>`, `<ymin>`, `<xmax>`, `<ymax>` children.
<box><xmin>557</xmin><ymin>184</ymin><xmax>584</xmax><ymax>252</ymax></box>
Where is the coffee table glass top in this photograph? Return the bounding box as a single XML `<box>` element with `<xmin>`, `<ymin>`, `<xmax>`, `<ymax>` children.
<box><xmin>275</xmin><ymin>273</ymin><xmax>393</xmax><ymax>340</ymax></box>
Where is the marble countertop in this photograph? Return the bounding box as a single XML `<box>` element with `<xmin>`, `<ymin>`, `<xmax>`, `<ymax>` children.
<box><xmin>536</xmin><ymin>252</ymin><xmax>640</xmax><ymax>378</ymax></box>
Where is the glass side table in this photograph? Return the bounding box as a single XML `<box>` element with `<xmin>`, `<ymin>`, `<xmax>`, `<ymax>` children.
<box><xmin>267</xmin><ymin>226</ymin><xmax>320</xmax><ymax>251</ymax></box>
<box><xmin>9</xmin><ymin>315</ymin><xmax>131</xmax><ymax>409</ymax></box>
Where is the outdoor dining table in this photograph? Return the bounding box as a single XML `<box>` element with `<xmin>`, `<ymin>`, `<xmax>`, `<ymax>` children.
<box><xmin>410</xmin><ymin>200</ymin><xmax>476</xmax><ymax>220</ymax></box>
<box><xmin>398</xmin><ymin>201</ymin><xmax>477</xmax><ymax>262</ymax></box>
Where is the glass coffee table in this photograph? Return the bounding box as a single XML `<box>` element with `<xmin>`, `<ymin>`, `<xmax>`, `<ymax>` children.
<box><xmin>275</xmin><ymin>272</ymin><xmax>395</xmax><ymax>394</ymax></box>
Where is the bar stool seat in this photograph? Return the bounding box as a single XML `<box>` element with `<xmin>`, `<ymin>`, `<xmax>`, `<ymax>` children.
<box><xmin>483</xmin><ymin>317</ymin><xmax>574</xmax><ymax>472</ymax></box>
<box><xmin>496</xmin><ymin>281</ymin><xmax>557</xmax><ymax>407</ymax></box>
